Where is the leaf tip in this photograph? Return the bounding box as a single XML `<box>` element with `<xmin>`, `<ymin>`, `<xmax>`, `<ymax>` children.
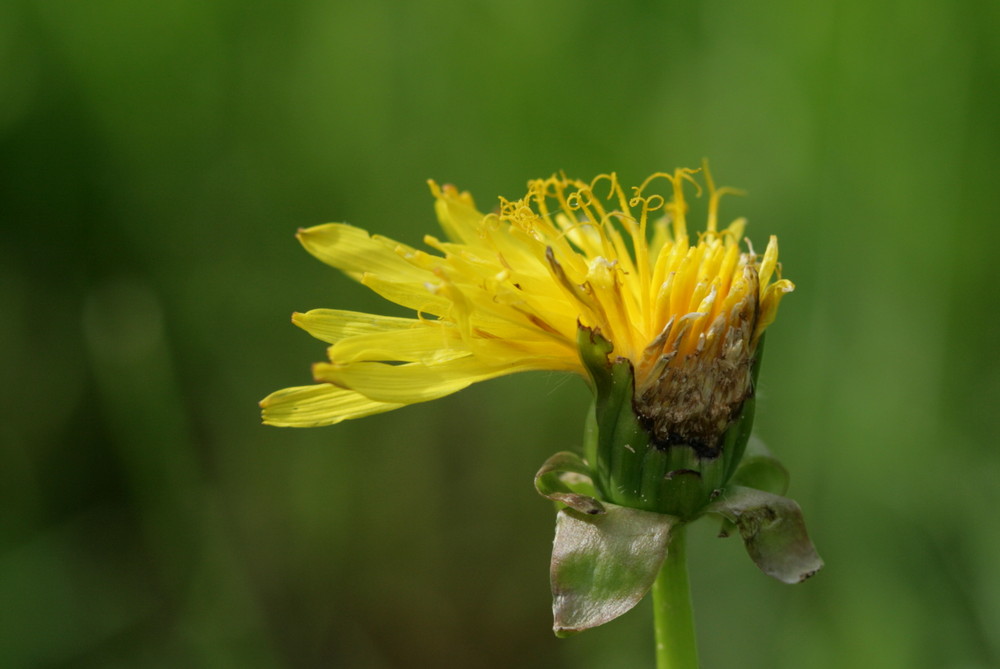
<box><xmin>553</xmin><ymin>625</ymin><xmax>581</xmax><ymax>638</ymax></box>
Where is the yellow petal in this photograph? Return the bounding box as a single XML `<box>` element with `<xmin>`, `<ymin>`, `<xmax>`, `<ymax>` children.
<box><xmin>297</xmin><ymin>223</ymin><xmax>429</xmax><ymax>283</ymax></box>
<box><xmin>758</xmin><ymin>235</ymin><xmax>780</xmax><ymax>289</ymax></box>
<box><xmin>431</xmin><ymin>181</ymin><xmax>487</xmax><ymax>246</ymax></box>
<box><xmin>755</xmin><ymin>278</ymin><xmax>795</xmax><ymax>337</ymax></box>
<box><xmin>293</xmin><ymin>309</ymin><xmax>424</xmax><ymax>344</ymax></box>
<box><xmin>259</xmin><ymin>383</ymin><xmax>403</xmax><ymax>427</ymax></box>
<box><xmin>360</xmin><ymin>274</ymin><xmax>451</xmax><ymax>316</ymax></box>
<box><xmin>312</xmin><ymin>356</ymin><xmax>544</xmax><ymax>404</ymax></box>
<box><xmin>328</xmin><ymin>324</ymin><xmax>468</xmax><ymax>364</ymax></box>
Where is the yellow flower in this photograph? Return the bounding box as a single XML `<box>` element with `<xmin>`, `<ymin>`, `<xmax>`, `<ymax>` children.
<box><xmin>260</xmin><ymin>166</ymin><xmax>794</xmax><ymax>430</ymax></box>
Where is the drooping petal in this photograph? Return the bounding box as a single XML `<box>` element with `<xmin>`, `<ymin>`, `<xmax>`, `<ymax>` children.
<box><xmin>260</xmin><ymin>383</ymin><xmax>404</xmax><ymax>427</ymax></box>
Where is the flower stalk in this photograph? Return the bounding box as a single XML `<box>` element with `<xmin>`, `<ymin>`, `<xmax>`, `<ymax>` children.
<box><xmin>653</xmin><ymin>524</ymin><xmax>698</xmax><ymax>669</ymax></box>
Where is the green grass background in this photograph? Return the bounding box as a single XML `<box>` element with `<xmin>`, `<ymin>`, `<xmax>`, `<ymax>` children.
<box><xmin>3</xmin><ymin>1</ymin><xmax>998</xmax><ymax>667</ymax></box>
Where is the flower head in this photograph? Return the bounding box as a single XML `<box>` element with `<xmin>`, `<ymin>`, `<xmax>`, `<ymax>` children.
<box><xmin>260</xmin><ymin>166</ymin><xmax>793</xmax><ymax>432</ymax></box>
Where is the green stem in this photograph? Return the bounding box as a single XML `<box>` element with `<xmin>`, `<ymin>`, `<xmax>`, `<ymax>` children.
<box><xmin>652</xmin><ymin>523</ymin><xmax>699</xmax><ymax>669</ymax></box>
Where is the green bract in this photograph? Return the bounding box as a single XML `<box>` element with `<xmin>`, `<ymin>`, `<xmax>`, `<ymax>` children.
<box><xmin>534</xmin><ymin>326</ymin><xmax>823</xmax><ymax>634</ymax></box>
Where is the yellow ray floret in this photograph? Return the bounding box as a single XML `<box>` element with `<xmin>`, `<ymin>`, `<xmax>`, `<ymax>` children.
<box><xmin>260</xmin><ymin>166</ymin><xmax>794</xmax><ymax>427</ymax></box>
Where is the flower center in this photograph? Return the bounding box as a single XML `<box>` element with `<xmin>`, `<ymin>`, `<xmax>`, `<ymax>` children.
<box><xmin>633</xmin><ymin>263</ymin><xmax>760</xmax><ymax>456</ymax></box>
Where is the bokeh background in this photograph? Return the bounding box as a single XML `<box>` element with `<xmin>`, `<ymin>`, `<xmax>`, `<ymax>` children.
<box><xmin>3</xmin><ymin>0</ymin><xmax>998</xmax><ymax>667</ymax></box>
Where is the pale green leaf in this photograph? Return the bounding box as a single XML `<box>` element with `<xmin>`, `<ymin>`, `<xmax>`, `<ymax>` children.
<box><xmin>551</xmin><ymin>504</ymin><xmax>677</xmax><ymax>635</ymax></box>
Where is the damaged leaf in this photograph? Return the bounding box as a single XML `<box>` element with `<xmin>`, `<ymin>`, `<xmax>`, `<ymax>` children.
<box><xmin>535</xmin><ymin>451</ymin><xmax>605</xmax><ymax>515</ymax></box>
<box><xmin>707</xmin><ymin>485</ymin><xmax>823</xmax><ymax>584</ymax></box>
<box><xmin>551</xmin><ymin>503</ymin><xmax>678</xmax><ymax>635</ymax></box>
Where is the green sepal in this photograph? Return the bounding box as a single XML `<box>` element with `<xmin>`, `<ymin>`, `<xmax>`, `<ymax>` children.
<box><xmin>577</xmin><ymin>326</ymin><xmax>758</xmax><ymax>520</ymax></box>
<box><xmin>534</xmin><ymin>451</ymin><xmax>605</xmax><ymax>515</ymax></box>
<box><xmin>718</xmin><ymin>335</ymin><xmax>766</xmax><ymax>485</ymax></box>
<box><xmin>706</xmin><ymin>485</ymin><xmax>823</xmax><ymax>584</ymax></box>
<box><xmin>550</xmin><ymin>503</ymin><xmax>679</xmax><ymax>636</ymax></box>
<box><xmin>731</xmin><ymin>435</ymin><xmax>790</xmax><ymax>496</ymax></box>
<box><xmin>582</xmin><ymin>400</ymin><xmax>599</xmax><ymax>475</ymax></box>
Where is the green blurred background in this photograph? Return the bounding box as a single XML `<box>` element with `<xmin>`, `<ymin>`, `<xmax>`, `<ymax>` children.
<box><xmin>3</xmin><ymin>0</ymin><xmax>998</xmax><ymax>667</ymax></box>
